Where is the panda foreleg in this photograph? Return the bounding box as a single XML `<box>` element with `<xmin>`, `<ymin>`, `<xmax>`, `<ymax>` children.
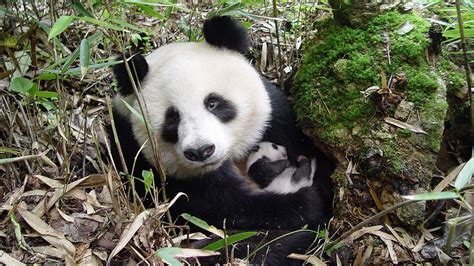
<box><xmin>229</xmin><ymin>186</ymin><xmax>327</xmax><ymax>230</ymax></box>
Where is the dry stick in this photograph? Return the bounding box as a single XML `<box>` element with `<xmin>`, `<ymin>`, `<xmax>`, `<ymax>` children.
<box><xmin>326</xmin><ymin>184</ymin><xmax>474</xmax><ymax>251</ymax></box>
<box><xmin>272</xmin><ymin>0</ymin><xmax>285</xmax><ymax>92</ymax></box>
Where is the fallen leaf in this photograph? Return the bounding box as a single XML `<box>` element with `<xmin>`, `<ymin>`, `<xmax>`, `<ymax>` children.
<box><xmin>17</xmin><ymin>207</ymin><xmax>75</xmax><ymax>256</ymax></box>
<box><xmin>288</xmin><ymin>253</ymin><xmax>326</xmax><ymax>265</ymax></box>
<box><xmin>17</xmin><ymin>207</ymin><xmax>65</xmax><ymax>238</ymax></box>
<box><xmin>155</xmin><ymin>247</ymin><xmax>219</xmax><ymax>265</ymax></box>
<box><xmin>343</xmin><ymin>225</ymin><xmax>383</xmax><ymax>243</ymax></box>
<box><xmin>384</xmin><ymin>117</ymin><xmax>427</xmax><ymax>134</ymax></box>
<box><xmin>433</xmin><ymin>163</ymin><xmax>464</xmax><ymax>192</ymax></box>
<box><xmin>0</xmin><ymin>250</ymin><xmax>25</xmax><ymax>266</ymax></box>
<box><xmin>397</xmin><ymin>21</ymin><xmax>414</xmax><ymax>35</ymax></box>
<box><xmin>108</xmin><ymin>210</ymin><xmax>150</xmax><ymax>263</ymax></box>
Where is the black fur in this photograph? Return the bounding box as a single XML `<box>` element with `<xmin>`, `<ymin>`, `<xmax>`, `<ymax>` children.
<box><xmin>108</xmin><ymin>78</ymin><xmax>334</xmax><ymax>264</ymax></box>
<box><xmin>113</xmin><ymin>53</ymin><xmax>149</xmax><ymax>96</ymax></box>
<box><xmin>168</xmin><ymin>161</ymin><xmax>327</xmax><ymax>230</ymax></box>
<box><xmin>108</xmin><ymin>17</ymin><xmax>334</xmax><ymax>264</ymax></box>
<box><xmin>161</xmin><ymin>107</ymin><xmax>180</xmax><ymax>143</ymax></box>
<box><xmin>261</xmin><ymin>79</ymin><xmax>335</xmax><ymax>209</ymax></box>
<box><xmin>204</xmin><ymin>93</ymin><xmax>237</xmax><ymax>123</ymax></box>
<box><xmin>291</xmin><ymin>158</ymin><xmax>311</xmax><ymax>183</ymax></box>
<box><xmin>203</xmin><ymin>16</ymin><xmax>250</xmax><ymax>54</ymax></box>
<box><xmin>248</xmin><ymin>158</ymin><xmax>290</xmax><ymax>188</ymax></box>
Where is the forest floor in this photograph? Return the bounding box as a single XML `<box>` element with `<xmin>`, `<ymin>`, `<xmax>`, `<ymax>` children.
<box><xmin>0</xmin><ymin>1</ymin><xmax>472</xmax><ymax>265</ymax></box>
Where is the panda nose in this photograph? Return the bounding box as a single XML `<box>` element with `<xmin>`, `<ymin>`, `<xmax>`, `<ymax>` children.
<box><xmin>184</xmin><ymin>144</ymin><xmax>215</xmax><ymax>162</ymax></box>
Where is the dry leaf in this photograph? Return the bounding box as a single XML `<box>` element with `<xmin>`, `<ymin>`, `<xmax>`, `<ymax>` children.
<box><xmin>433</xmin><ymin>163</ymin><xmax>464</xmax><ymax>192</ymax></box>
<box><xmin>384</xmin><ymin>117</ymin><xmax>427</xmax><ymax>134</ymax></box>
<box><xmin>343</xmin><ymin>225</ymin><xmax>383</xmax><ymax>243</ymax></box>
<box><xmin>385</xmin><ymin>224</ymin><xmax>408</xmax><ymax>248</ymax></box>
<box><xmin>32</xmin><ymin>246</ymin><xmax>64</xmax><ymax>259</ymax></box>
<box><xmin>17</xmin><ymin>207</ymin><xmax>75</xmax><ymax>256</ymax></box>
<box><xmin>0</xmin><ymin>250</ymin><xmax>25</xmax><ymax>266</ymax></box>
<box><xmin>108</xmin><ymin>210</ymin><xmax>150</xmax><ymax>263</ymax></box>
<box><xmin>17</xmin><ymin>207</ymin><xmax>65</xmax><ymax>238</ymax></box>
<box><xmin>34</xmin><ymin>175</ymin><xmax>63</xmax><ymax>188</ymax></box>
<box><xmin>1</xmin><ymin>176</ymin><xmax>28</xmax><ymax>211</ymax></box>
<box><xmin>172</xmin><ymin>232</ymin><xmax>208</xmax><ymax>245</ymax></box>
<box><xmin>287</xmin><ymin>253</ymin><xmax>326</xmax><ymax>265</ymax></box>
<box><xmin>33</xmin><ymin>175</ymin><xmax>94</xmax><ymax>217</ymax></box>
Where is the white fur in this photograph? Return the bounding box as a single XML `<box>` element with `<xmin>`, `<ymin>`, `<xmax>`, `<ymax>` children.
<box><xmin>247</xmin><ymin>142</ymin><xmax>316</xmax><ymax>194</ymax></box>
<box><xmin>114</xmin><ymin>42</ymin><xmax>271</xmax><ymax>178</ymax></box>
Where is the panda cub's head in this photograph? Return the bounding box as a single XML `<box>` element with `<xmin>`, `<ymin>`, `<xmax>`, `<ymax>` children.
<box><xmin>246</xmin><ymin>142</ymin><xmax>289</xmax><ymax>172</ymax></box>
<box><xmin>112</xmin><ymin>17</ymin><xmax>271</xmax><ymax>178</ymax></box>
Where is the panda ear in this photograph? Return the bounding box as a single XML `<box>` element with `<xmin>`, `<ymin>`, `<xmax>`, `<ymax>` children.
<box><xmin>203</xmin><ymin>16</ymin><xmax>250</xmax><ymax>54</ymax></box>
<box><xmin>113</xmin><ymin>52</ymin><xmax>149</xmax><ymax>96</ymax></box>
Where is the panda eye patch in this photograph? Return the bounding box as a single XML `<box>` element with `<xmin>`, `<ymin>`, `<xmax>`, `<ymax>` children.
<box><xmin>204</xmin><ymin>93</ymin><xmax>237</xmax><ymax>123</ymax></box>
<box><xmin>161</xmin><ymin>106</ymin><xmax>180</xmax><ymax>143</ymax></box>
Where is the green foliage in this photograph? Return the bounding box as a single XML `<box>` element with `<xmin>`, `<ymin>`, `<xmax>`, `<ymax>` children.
<box><xmin>141</xmin><ymin>169</ymin><xmax>154</xmax><ymax>195</ymax></box>
<box><xmin>454</xmin><ymin>157</ymin><xmax>474</xmax><ymax>190</ymax></box>
<box><xmin>203</xmin><ymin>232</ymin><xmax>257</xmax><ymax>251</ymax></box>
<box><xmin>402</xmin><ymin>191</ymin><xmax>460</xmax><ymax>200</ymax></box>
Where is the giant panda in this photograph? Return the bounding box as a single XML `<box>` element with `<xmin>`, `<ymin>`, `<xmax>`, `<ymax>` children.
<box><xmin>109</xmin><ymin>16</ymin><xmax>334</xmax><ymax>264</ymax></box>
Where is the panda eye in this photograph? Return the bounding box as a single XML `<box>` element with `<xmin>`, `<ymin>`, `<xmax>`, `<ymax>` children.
<box><xmin>207</xmin><ymin>99</ymin><xmax>219</xmax><ymax>111</ymax></box>
<box><xmin>204</xmin><ymin>93</ymin><xmax>237</xmax><ymax>123</ymax></box>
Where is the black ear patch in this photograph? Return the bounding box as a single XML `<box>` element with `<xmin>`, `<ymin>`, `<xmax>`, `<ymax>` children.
<box><xmin>203</xmin><ymin>16</ymin><xmax>250</xmax><ymax>54</ymax></box>
<box><xmin>291</xmin><ymin>158</ymin><xmax>311</xmax><ymax>183</ymax></box>
<box><xmin>248</xmin><ymin>158</ymin><xmax>290</xmax><ymax>188</ymax></box>
<box><xmin>113</xmin><ymin>53</ymin><xmax>149</xmax><ymax>96</ymax></box>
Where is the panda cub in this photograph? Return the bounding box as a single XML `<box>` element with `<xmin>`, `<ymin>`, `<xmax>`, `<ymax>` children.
<box><xmin>246</xmin><ymin>142</ymin><xmax>316</xmax><ymax>194</ymax></box>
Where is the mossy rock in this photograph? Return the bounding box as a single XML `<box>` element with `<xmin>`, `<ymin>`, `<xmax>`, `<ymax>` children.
<box><xmin>292</xmin><ymin>11</ymin><xmax>459</xmax><ymax>226</ymax></box>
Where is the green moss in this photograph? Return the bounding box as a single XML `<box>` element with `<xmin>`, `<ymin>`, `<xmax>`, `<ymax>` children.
<box><xmin>380</xmin><ymin>141</ymin><xmax>405</xmax><ymax>176</ymax></box>
<box><xmin>404</xmin><ymin>66</ymin><xmax>439</xmax><ymax>105</ymax></box>
<box><xmin>438</xmin><ymin>59</ymin><xmax>466</xmax><ymax>93</ymax></box>
<box><xmin>397</xmin><ymin>128</ymin><xmax>413</xmax><ymax>138</ymax></box>
<box><xmin>292</xmin><ymin>11</ymin><xmax>440</xmax><ymax>146</ymax></box>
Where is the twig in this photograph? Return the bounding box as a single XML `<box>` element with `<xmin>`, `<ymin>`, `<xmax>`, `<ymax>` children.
<box><xmin>272</xmin><ymin>0</ymin><xmax>285</xmax><ymax>92</ymax></box>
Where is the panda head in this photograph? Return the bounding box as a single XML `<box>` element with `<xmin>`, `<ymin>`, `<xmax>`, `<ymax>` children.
<box><xmin>113</xmin><ymin>16</ymin><xmax>271</xmax><ymax>178</ymax></box>
<box><xmin>246</xmin><ymin>142</ymin><xmax>288</xmax><ymax>171</ymax></box>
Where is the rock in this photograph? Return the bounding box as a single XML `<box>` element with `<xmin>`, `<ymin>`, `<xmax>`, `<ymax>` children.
<box><xmin>292</xmin><ymin>11</ymin><xmax>455</xmax><ymax>230</ymax></box>
<box><xmin>394</xmin><ymin>100</ymin><xmax>414</xmax><ymax>120</ymax></box>
<box><xmin>329</xmin><ymin>0</ymin><xmax>404</xmax><ymax>28</ymax></box>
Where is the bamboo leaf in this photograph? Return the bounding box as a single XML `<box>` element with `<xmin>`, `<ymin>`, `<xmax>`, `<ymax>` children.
<box><xmin>402</xmin><ymin>191</ymin><xmax>460</xmax><ymax>201</ymax></box>
<box><xmin>79</xmin><ymin>39</ymin><xmax>90</xmax><ymax>79</ymax></box>
<box><xmin>142</xmin><ymin>169</ymin><xmax>154</xmax><ymax>195</ymax></box>
<box><xmin>77</xmin><ymin>16</ymin><xmax>125</xmax><ymax>31</ymax></box>
<box><xmin>454</xmin><ymin>157</ymin><xmax>474</xmax><ymax>190</ymax></box>
<box><xmin>108</xmin><ymin>18</ymin><xmax>148</xmax><ymax>32</ymax></box>
<box><xmin>48</xmin><ymin>16</ymin><xmax>75</xmax><ymax>40</ymax></box>
<box><xmin>34</xmin><ymin>91</ymin><xmax>59</xmax><ymax>99</ymax></box>
<box><xmin>155</xmin><ymin>247</ymin><xmax>219</xmax><ymax>266</ymax></box>
<box><xmin>71</xmin><ymin>0</ymin><xmax>94</xmax><ymax>18</ymax></box>
<box><xmin>181</xmin><ymin>213</ymin><xmax>224</xmax><ymax>238</ymax></box>
<box><xmin>203</xmin><ymin>232</ymin><xmax>257</xmax><ymax>251</ymax></box>
<box><xmin>121</xmin><ymin>99</ymin><xmax>144</xmax><ymax>124</ymax></box>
